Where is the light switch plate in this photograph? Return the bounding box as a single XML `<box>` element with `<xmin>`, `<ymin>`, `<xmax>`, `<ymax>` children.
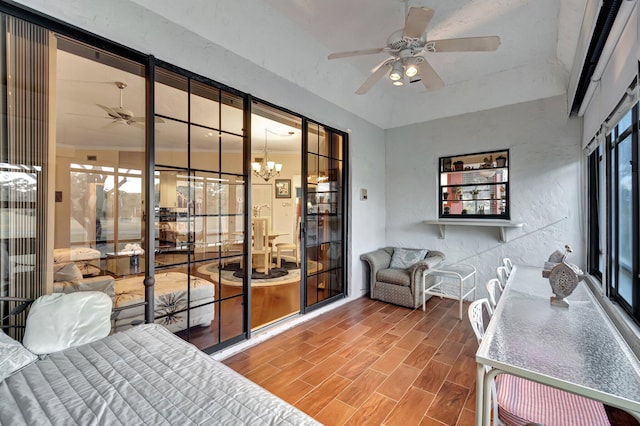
<box><xmin>360</xmin><ymin>188</ymin><xmax>368</xmax><ymax>201</ymax></box>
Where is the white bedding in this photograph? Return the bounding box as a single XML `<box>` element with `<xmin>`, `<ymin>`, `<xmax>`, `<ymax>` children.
<box><xmin>0</xmin><ymin>324</ymin><xmax>320</xmax><ymax>425</ymax></box>
<box><xmin>113</xmin><ymin>271</ymin><xmax>215</xmax><ymax>333</ymax></box>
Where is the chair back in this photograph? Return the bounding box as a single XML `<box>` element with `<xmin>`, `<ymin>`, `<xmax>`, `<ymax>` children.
<box><xmin>496</xmin><ymin>266</ymin><xmax>509</xmax><ymax>291</ymax></box>
<box><xmin>503</xmin><ymin>257</ymin><xmax>513</xmax><ymax>275</ymax></box>
<box><xmin>252</xmin><ymin>217</ymin><xmax>269</xmax><ymax>250</ymax></box>
<box><xmin>486</xmin><ymin>278</ymin><xmax>501</xmax><ymax>309</ymax></box>
<box><xmin>468</xmin><ymin>298</ymin><xmax>493</xmax><ymax>344</ymax></box>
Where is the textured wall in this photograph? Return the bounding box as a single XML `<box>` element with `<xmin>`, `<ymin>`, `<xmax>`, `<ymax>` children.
<box><xmin>385</xmin><ymin>95</ymin><xmax>584</xmax><ymax>297</ymax></box>
<box><xmin>16</xmin><ymin>0</ymin><xmax>387</xmax><ymax>300</ymax></box>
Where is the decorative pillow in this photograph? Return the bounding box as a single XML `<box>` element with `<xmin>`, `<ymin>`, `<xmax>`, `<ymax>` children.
<box><xmin>0</xmin><ymin>329</ymin><xmax>37</xmax><ymax>381</ymax></box>
<box><xmin>23</xmin><ymin>292</ymin><xmax>112</xmax><ymax>355</ymax></box>
<box><xmin>53</xmin><ymin>262</ymin><xmax>83</xmax><ymax>283</ymax></box>
<box><xmin>389</xmin><ymin>248</ymin><xmax>429</xmax><ymax>269</ymax></box>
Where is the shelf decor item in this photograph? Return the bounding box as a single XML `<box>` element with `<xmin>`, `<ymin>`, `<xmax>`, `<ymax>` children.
<box><xmin>542</xmin><ymin>244</ymin><xmax>584</xmax><ymax>308</ymax></box>
<box><xmin>453</xmin><ymin>160</ymin><xmax>464</xmax><ymax>171</ymax></box>
<box><xmin>496</xmin><ymin>155</ymin><xmax>507</xmax><ymax>167</ymax></box>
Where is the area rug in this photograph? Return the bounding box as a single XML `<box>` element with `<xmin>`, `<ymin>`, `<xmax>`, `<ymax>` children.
<box><xmin>197</xmin><ymin>257</ymin><xmax>321</xmax><ymax>287</ymax></box>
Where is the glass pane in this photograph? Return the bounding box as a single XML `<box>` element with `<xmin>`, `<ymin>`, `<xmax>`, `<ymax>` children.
<box><xmin>191</xmin><ymin>81</ymin><xmax>220</xmax><ymax>129</ymax></box>
<box><xmin>69</xmin><ymin>166</ymin><xmax>114</xmax><ymax>248</ymax></box>
<box><xmin>616</xmin><ymin>135</ymin><xmax>632</xmax><ymax>303</ymax></box>
<box><xmin>156</xmin><ymin>69</ymin><xmax>188</xmax><ymax>121</ymax></box>
<box><xmin>318</xmin><ymin>126</ymin><xmax>328</xmax><ymax>157</ymax></box>
<box><xmin>221</xmin><ymin>133</ymin><xmax>243</xmax><ymax>175</ymax></box>
<box><xmin>308</xmin><ymin>123</ymin><xmax>319</xmax><ymax>154</ymax></box>
<box><xmin>156</xmin><ymin>119</ymin><xmax>188</xmax><ymax>168</ymax></box>
<box><xmin>220</xmin><ymin>92</ymin><xmax>244</xmax><ymax>134</ymax></box>
<box><xmin>191</xmin><ymin>125</ymin><xmax>220</xmax><ymax>171</ymax></box>
<box><xmin>331</xmin><ymin>133</ymin><xmax>343</xmax><ymax>160</ymax></box>
<box><xmin>219</xmin><ymin>296</ymin><xmax>244</xmax><ymax>341</ymax></box>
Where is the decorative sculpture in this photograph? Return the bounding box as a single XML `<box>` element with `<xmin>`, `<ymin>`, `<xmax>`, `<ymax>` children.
<box><xmin>542</xmin><ymin>244</ymin><xmax>584</xmax><ymax>307</ymax></box>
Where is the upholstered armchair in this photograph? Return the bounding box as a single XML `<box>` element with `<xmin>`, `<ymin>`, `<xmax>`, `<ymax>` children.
<box><xmin>360</xmin><ymin>247</ymin><xmax>445</xmax><ymax>308</ymax></box>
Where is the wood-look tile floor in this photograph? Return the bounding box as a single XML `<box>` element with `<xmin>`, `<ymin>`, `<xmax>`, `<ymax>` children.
<box><xmin>222</xmin><ymin>296</ymin><xmax>639</xmax><ymax>426</ymax></box>
<box><xmin>223</xmin><ymin>296</ymin><xmax>478</xmax><ymax>425</ymax></box>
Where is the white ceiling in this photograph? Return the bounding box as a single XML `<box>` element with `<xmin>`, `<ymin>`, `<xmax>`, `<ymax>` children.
<box><xmin>127</xmin><ymin>0</ymin><xmax>588</xmax><ymax>129</ymax></box>
<box><xmin>52</xmin><ymin>0</ymin><xmax>590</xmax><ymax>146</ymax></box>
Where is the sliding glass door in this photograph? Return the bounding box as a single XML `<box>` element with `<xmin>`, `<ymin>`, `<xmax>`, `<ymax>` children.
<box><xmin>304</xmin><ymin>122</ymin><xmax>346</xmax><ymax>309</ymax></box>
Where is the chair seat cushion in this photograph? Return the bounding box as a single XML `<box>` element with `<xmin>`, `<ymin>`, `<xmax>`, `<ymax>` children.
<box><xmin>496</xmin><ymin>374</ymin><xmax>610</xmax><ymax>426</ymax></box>
<box><xmin>376</xmin><ymin>268</ymin><xmax>410</xmax><ymax>287</ymax></box>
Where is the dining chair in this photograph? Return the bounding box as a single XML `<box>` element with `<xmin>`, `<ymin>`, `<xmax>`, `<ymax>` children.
<box><xmin>496</xmin><ymin>266</ymin><xmax>509</xmax><ymax>291</ymax></box>
<box><xmin>276</xmin><ymin>216</ymin><xmax>300</xmax><ymax>268</ymax></box>
<box><xmin>468</xmin><ymin>300</ymin><xmax>611</xmax><ymax>426</ymax></box>
<box><xmin>486</xmin><ymin>278</ymin><xmax>501</xmax><ymax>309</ymax></box>
<box><xmin>502</xmin><ymin>258</ymin><xmax>513</xmax><ymax>276</ymax></box>
<box><xmin>252</xmin><ymin>217</ymin><xmax>272</xmax><ymax>274</ymax></box>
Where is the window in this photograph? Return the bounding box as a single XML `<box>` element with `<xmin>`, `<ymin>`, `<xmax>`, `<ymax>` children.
<box><xmin>587</xmin><ymin>100</ymin><xmax>639</xmax><ymax>323</ymax></box>
<box><xmin>439</xmin><ymin>150</ymin><xmax>509</xmax><ymax>219</ymax></box>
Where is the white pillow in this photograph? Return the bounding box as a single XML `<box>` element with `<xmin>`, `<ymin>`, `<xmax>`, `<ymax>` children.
<box><xmin>23</xmin><ymin>292</ymin><xmax>112</xmax><ymax>355</ymax></box>
<box><xmin>0</xmin><ymin>329</ymin><xmax>38</xmax><ymax>381</ymax></box>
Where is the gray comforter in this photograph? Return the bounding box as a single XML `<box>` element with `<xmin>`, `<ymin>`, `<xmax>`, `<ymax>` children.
<box><xmin>0</xmin><ymin>324</ymin><xmax>320</xmax><ymax>425</ymax></box>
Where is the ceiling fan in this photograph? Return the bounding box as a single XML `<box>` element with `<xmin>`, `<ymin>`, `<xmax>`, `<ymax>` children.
<box><xmin>327</xmin><ymin>6</ymin><xmax>501</xmax><ymax>94</ymax></box>
<box><xmin>97</xmin><ymin>81</ymin><xmax>164</xmax><ymax>125</ymax></box>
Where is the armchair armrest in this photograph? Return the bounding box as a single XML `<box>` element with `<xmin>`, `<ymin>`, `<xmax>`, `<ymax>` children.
<box><xmin>360</xmin><ymin>249</ymin><xmax>392</xmax><ymax>295</ymax></box>
<box><xmin>410</xmin><ymin>250</ymin><xmax>445</xmax><ymax>284</ymax></box>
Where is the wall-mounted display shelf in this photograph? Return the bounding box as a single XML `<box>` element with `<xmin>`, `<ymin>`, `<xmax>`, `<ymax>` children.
<box><xmin>439</xmin><ymin>149</ymin><xmax>509</xmax><ymax>219</ymax></box>
<box><xmin>424</xmin><ymin>219</ymin><xmax>524</xmax><ymax>242</ymax></box>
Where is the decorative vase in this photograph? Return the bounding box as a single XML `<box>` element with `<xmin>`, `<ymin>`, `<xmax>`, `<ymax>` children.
<box><xmin>453</xmin><ymin>161</ymin><xmax>464</xmax><ymax>171</ymax></box>
<box><xmin>496</xmin><ymin>156</ymin><xmax>507</xmax><ymax>167</ymax></box>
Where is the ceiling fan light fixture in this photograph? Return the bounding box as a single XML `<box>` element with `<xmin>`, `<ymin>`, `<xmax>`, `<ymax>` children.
<box><xmin>405</xmin><ymin>58</ymin><xmax>419</xmax><ymax>77</ymax></box>
<box><xmin>392</xmin><ymin>79</ymin><xmax>404</xmax><ymax>86</ymax></box>
<box><xmin>389</xmin><ymin>61</ymin><xmax>404</xmax><ymax>81</ymax></box>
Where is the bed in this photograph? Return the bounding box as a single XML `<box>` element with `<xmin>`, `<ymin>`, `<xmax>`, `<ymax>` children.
<box><xmin>53</xmin><ymin>247</ymin><xmax>102</xmax><ymax>277</ymax></box>
<box><xmin>113</xmin><ymin>271</ymin><xmax>215</xmax><ymax>333</ymax></box>
<box><xmin>0</xmin><ymin>323</ymin><xmax>319</xmax><ymax>425</ymax></box>
<box><xmin>53</xmin><ymin>270</ymin><xmax>216</xmax><ymax>334</ymax></box>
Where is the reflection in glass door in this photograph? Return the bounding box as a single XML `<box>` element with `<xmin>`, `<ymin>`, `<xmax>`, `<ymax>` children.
<box><xmin>154</xmin><ymin>68</ymin><xmax>246</xmax><ymax>350</ymax></box>
<box><xmin>305</xmin><ymin>123</ymin><xmax>346</xmax><ymax>308</ymax></box>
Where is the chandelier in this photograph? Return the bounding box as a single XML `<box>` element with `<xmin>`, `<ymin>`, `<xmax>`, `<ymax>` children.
<box><xmin>251</xmin><ymin>129</ymin><xmax>282</xmax><ymax>182</ymax></box>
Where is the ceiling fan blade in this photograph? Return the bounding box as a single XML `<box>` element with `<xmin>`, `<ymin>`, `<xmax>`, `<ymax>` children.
<box><xmin>417</xmin><ymin>60</ymin><xmax>444</xmax><ymax>91</ymax></box>
<box><xmin>403</xmin><ymin>7</ymin><xmax>434</xmax><ymax>39</ymax></box>
<box><xmin>356</xmin><ymin>61</ymin><xmax>392</xmax><ymax>95</ymax></box>
<box><xmin>370</xmin><ymin>57</ymin><xmax>393</xmax><ymax>73</ymax></box>
<box><xmin>430</xmin><ymin>36</ymin><xmax>501</xmax><ymax>52</ymax></box>
<box><xmin>96</xmin><ymin>103</ymin><xmax>119</xmax><ymax>118</ymax></box>
<box><xmin>328</xmin><ymin>48</ymin><xmax>385</xmax><ymax>60</ymax></box>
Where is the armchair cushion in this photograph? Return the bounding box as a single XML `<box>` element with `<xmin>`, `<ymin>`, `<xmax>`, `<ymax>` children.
<box><xmin>389</xmin><ymin>248</ymin><xmax>429</xmax><ymax>269</ymax></box>
<box><xmin>377</xmin><ymin>268</ymin><xmax>410</xmax><ymax>287</ymax></box>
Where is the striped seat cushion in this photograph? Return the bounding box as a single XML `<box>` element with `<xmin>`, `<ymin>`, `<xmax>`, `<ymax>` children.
<box><xmin>495</xmin><ymin>374</ymin><xmax>610</xmax><ymax>426</ymax></box>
